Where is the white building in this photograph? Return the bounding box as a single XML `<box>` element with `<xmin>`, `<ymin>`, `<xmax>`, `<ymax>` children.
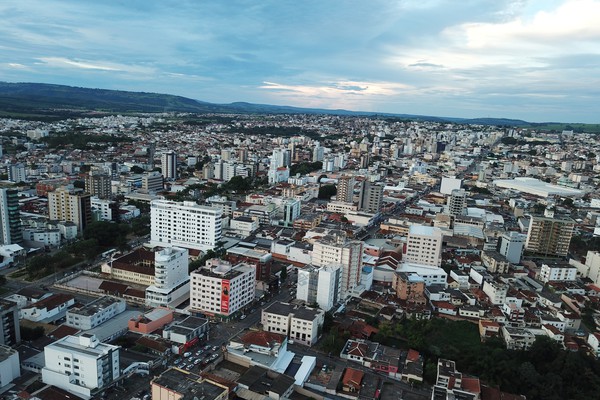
<box><xmin>446</xmin><ymin>189</ymin><xmax>467</xmax><ymax>217</ymax></box>
<box><xmin>230</xmin><ymin>216</ymin><xmax>258</xmax><ymax>237</ymax></box>
<box><xmin>261</xmin><ymin>302</ymin><xmax>324</xmax><ymax>346</ymax></box>
<box><xmin>90</xmin><ymin>196</ymin><xmax>114</xmax><ymax>221</ymax></box>
<box><xmin>539</xmin><ymin>263</ymin><xmax>577</xmax><ymax>283</ymax></box>
<box><xmin>296</xmin><ymin>264</ymin><xmax>342</xmax><ymax>311</ymax></box>
<box><xmin>150</xmin><ymin>200</ymin><xmax>222</xmax><ymax>252</ymax></box>
<box><xmin>190</xmin><ymin>259</ymin><xmax>255</xmax><ymax>318</ymax></box>
<box><xmin>440</xmin><ymin>176</ymin><xmax>462</xmax><ymax>195</ymax></box>
<box><xmin>146</xmin><ymin>247</ymin><xmax>190</xmax><ymax>308</ymax></box>
<box><xmin>482</xmin><ymin>281</ymin><xmax>508</xmax><ymax>305</ymax></box>
<box><xmin>66</xmin><ymin>296</ymin><xmax>126</xmax><ymax>330</ymax></box>
<box><xmin>397</xmin><ymin>262</ymin><xmax>447</xmax><ymax>287</ymax></box>
<box><xmin>161</xmin><ymin>150</ymin><xmax>177</xmax><ymax>180</ymax></box>
<box><xmin>312</xmin><ymin>231</ymin><xmax>362</xmax><ymax>298</ymax></box>
<box><xmin>0</xmin><ymin>345</ymin><xmax>20</xmax><ymax>389</ymax></box>
<box><xmin>404</xmin><ymin>225</ymin><xmax>443</xmax><ymax>267</ymax></box>
<box><xmin>42</xmin><ymin>334</ymin><xmax>120</xmax><ymax>399</ymax></box>
<box><xmin>22</xmin><ymin>228</ymin><xmax>61</xmax><ymax>247</ymax></box>
<box><xmin>499</xmin><ymin>231</ymin><xmax>526</xmax><ymax>264</ymax></box>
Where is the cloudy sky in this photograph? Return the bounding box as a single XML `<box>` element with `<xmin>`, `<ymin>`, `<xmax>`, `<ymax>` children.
<box><xmin>2</xmin><ymin>0</ymin><xmax>599</xmax><ymax>122</ymax></box>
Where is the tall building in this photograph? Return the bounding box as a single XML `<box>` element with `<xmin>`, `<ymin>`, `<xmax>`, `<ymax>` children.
<box><xmin>142</xmin><ymin>171</ymin><xmax>164</xmax><ymax>193</ymax></box>
<box><xmin>85</xmin><ymin>172</ymin><xmax>112</xmax><ymax>199</ymax></box>
<box><xmin>447</xmin><ymin>189</ymin><xmax>467</xmax><ymax>217</ymax></box>
<box><xmin>297</xmin><ymin>264</ymin><xmax>342</xmax><ymax>311</ymax></box>
<box><xmin>312</xmin><ymin>231</ymin><xmax>362</xmax><ymax>298</ymax></box>
<box><xmin>161</xmin><ymin>150</ymin><xmax>177</xmax><ymax>180</ymax></box>
<box><xmin>48</xmin><ymin>187</ymin><xmax>92</xmax><ymax>233</ymax></box>
<box><xmin>8</xmin><ymin>163</ymin><xmax>26</xmax><ymax>183</ymax></box>
<box><xmin>150</xmin><ymin>200</ymin><xmax>222</xmax><ymax>252</ymax></box>
<box><xmin>0</xmin><ymin>299</ymin><xmax>20</xmax><ymax>346</ymax></box>
<box><xmin>42</xmin><ymin>334</ymin><xmax>120</xmax><ymax>399</ymax></box>
<box><xmin>525</xmin><ymin>215</ymin><xmax>575</xmax><ymax>257</ymax></box>
<box><xmin>146</xmin><ymin>247</ymin><xmax>190</xmax><ymax>308</ymax></box>
<box><xmin>499</xmin><ymin>231</ymin><xmax>526</xmax><ymax>264</ymax></box>
<box><xmin>404</xmin><ymin>225</ymin><xmax>443</xmax><ymax>267</ymax></box>
<box><xmin>336</xmin><ymin>175</ymin><xmax>355</xmax><ymax>203</ymax></box>
<box><xmin>190</xmin><ymin>259</ymin><xmax>255</xmax><ymax>318</ymax></box>
<box><xmin>0</xmin><ymin>188</ymin><xmax>22</xmax><ymax>245</ymax></box>
<box><xmin>268</xmin><ymin>148</ymin><xmax>290</xmax><ymax>184</ymax></box>
<box><xmin>358</xmin><ymin>181</ymin><xmax>384</xmax><ymax>213</ymax></box>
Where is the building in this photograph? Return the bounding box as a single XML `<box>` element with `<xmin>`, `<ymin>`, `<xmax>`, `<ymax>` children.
<box><xmin>0</xmin><ymin>345</ymin><xmax>20</xmax><ymax>390</ymax></box>
<box><xmin>8</xmin><ymin>163</ymin><xmax>26</xmax><ymax>183</ymax></box>
<box><xmin>162</xmin><ymin>316</ymin><xmax>209</xmax><ymax>345</ymax></box>
<box><xmin>539</xmin><ymin>262</ymin><xmax>577</xmax><ymax>283</ymax></box>
<box><xmin>237</xmin><ymin>366</ymin><xmax>295</xmax><ymax>399</ymax></box>
<box><xmin>261</xmin><ymin>302</ymin><xmax>324</xmax><ymax>346</ymax></box>
<box><xmin>499</xmin><ymin>231</ymin><xmax>526</xmax><ymax>264</ymax></box>
<box><xmin>440</xmin><ymin>176</ymin><xmax>462</xmax><ymax>195</ymax></box>
<box><xmin>392</xmin><ymin>272</ymin><xmax>425</xmax><ymax>302</ymax></box>
<box><xmin>358</xmin><ymin>181</ymin><xmax>383</xmax><ymax>213</ymax></box>
<box><xmin>21</xmin><ymin>293</ymin><xmax>75</xmax><ymax>323</ymax></box>
<box><xmin>0</xmin><ymin>188</ymin><xmax>22</xmax><ymax>245</ymax></box>
<box><xmin>404</xmin><ymin>225</ymin><xmax>443</xmax><ymax>267</ymax></box>
<box><xmin>48</xmin><ymin>187</ymin><xmax>92</xmax><ymax>233</ymax></box>
<box><xmin>446</xmin><ymin>189</ymin><xmax>467</xmax><ymax>217</ymax></box>
<box><xmin>128</xmin><ymin>308</ymin><xmax>173</xmax><ymax>335</ymax></box>
<box><xmin>151</xmin><ymin>368</ymin><xmax>228</xmax><ymax>400</ymax></box>
<box><xmin>101</xmin><ymin>248</ymin><xmax>155</xmax><ymax>285</ymax></box>
<box><xmin>142</xmin><ymin>171</ymin><xmax>164</xmax><ymax>193</ymax></box>
<box><xmin>0</xmin><ymin>300</ymin><xmax>20</xmax><ymax>346</ymax></box>
<box><xmin>226</xmin><ymin>330</ymin><xmax>293</xmax><ymax>373</ymax></box>
<box><xmin>41</xmin><ymin>334</ymin><xmax>120</xmax><ymax>399</ymax></box>
<box><xmin>312</xmin><ymin>231</ymin><xmax>363</xmax><ymax>298</ymax></box>
<box><xmin>336</xmin><ymin>175</ymin><xmax>355</xmax><ymax>203</ymax></box>
<box><xmin>481</xmin><ymin>250</ymin><xmax>511</xmax><ymax>274</ymax></box>
<box><xmin>161</xmin><ymin>150</ymin><xmax>177</xmax><ymax>180</ymax></box>
<box><xmin>296</xmin><ymin>264</ymin><xmax>342</xmax><ymax>311</ymax></box>
<box><xmin>501</xmin><ymin>326</ymin><xmax>536</xmax><ymax>350</ymax></box>
<box><xmin>525</xmin><ymin>214</ymin><xmax>575</xmax><ymax>257</ymax></box>
<box><xmin>190</xmin><ymin>259</ymin><xmax>255</xmax><ymax>318</ymax></box>
<box><xmin>432</xmin><ymin>359</ymin><xmax>481</xmax><ymax>400</ymax></box>
<box><xmin>482</xmin><ymin>280</ymin><xmax>508</xmax><ymax>305</ymax></box>
<box><xmin>146</xmin><ymin>247</ymin><xmax>190</xmax><ymax>308</ymax></box>
<box><xmin>66</xmin><ymin>296</ymin><xmax>126</xmax><ymax>330</ymax></box>
<box><xmin>150</xmin><ymin>200</ymin><xmax>222</xmax><ymax>252</ymax></box>
<box><xmin>85</xmin><ymin>172</ymin><xmax>111</xmax><ymax>199</ymax></box>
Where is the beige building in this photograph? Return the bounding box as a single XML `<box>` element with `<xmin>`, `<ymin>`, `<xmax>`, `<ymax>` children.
<box><xmin>481</xmin><ymin>250</ymin><xmax>511</xmax><ymax>274</ymax></box>
<box><xmin>151</xmin><ymin>368</ymin><xmax>228</xmax><ymax>400</ymax></box>
<box><xmin>261</xmin><ymin>302</ymin><xmax>324</xmax><ymax>346</ymax></box>
<box><xmin>48</xmin><ymin>187</ymin><xmax>92</xmax><ymax>233</ymax></box>
<box><xmin>525</xmin><ymin>214</ymin><xmax>574</xmax><ymax>257</ymax></box>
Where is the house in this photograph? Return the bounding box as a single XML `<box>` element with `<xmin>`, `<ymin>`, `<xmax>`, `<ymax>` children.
<box><xmin>400</xmin><ymin>349</ymin><xmax>424</xmax><ymax>383</ymax></box>
<box><xmin>21</xmin><ymin>294</ymin><xmax>75</xmax><ymax>323</ymax></box>
<box><xmin>342</xmin><ymin>368</ymin><xmax>364</xmax><ymax>393</ymax></box>
<box><xmin>479</xmin><ymin>320</ymin><xmax>500</xmax><ymax>342</ymax></box>
<box><xmin>226</xmin><ymin>330</ymin><xmax>294</xmax><ymax>374</ymax></box>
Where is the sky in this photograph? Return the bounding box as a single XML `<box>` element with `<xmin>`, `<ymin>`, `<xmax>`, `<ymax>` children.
<box><xmin>1</xmin><ymin>0</ymin><xmax>600</xmax><ymax>123</ymax></box>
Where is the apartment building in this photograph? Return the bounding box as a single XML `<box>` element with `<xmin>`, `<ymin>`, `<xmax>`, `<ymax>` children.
<box><xmin>146</xmin><ymin>247</ymin><xmax>190</xmax><ymax>308</ymax></box>
<box><xmin>48</xmin><ymin>187</ymin><xmax>92</xmax><ymax>233</ymax></box>
<box><xmin>150</xmin><ymin>200</ymin><xmax>222</xmax><ymax>252</ymax></box>
<box><xmin>0</xmin><ymin>300</ymin><xmax>20</xmax><ymax>346</ymax></box>
<box><xmin>525</xmin><ymin>214</ymin><xmax>575</xmax><ymax>257</ymax></box>
<box><xmin>336</xmin><ymin>175</ymin><xmax>355</xmax><ymax>203</ymax></box>
<box><xmin>261</xmin><ymin>302</ymin><xmax>324</xmax><ymax>346</ymax></box>
<box><xmin>539</xmin><ymin>262</ymin><xmax>577</xmax><ymax>283</ymax></box>
<box><xmin>404</xmin><ymin>225</ymin><xmax>443</xmax><ymax>267</ymax></box>
<box><xmin>85</xmin><ymin>172</ymin><xmax>111</xmax><ymax>199</ymax></box>
<box><xmin>0</xmin><ymin>188</ymin><xmax>22</xmax><ymax>245</ymax></box>
<box><xmin>66</xmin><ymin>296</ymin><xmax>126</xmax><ymax>330</ymax></box>
<box><xmin>42</xmin><ymin>334</ymin><xmax>120</xmax><ymax>399</ymax></box>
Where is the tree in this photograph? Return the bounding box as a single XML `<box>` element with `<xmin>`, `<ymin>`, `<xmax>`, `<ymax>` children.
<box><xmin>130</xmin><ymin>165</ymin><xmax>145</xmax><ymax>174</ymax></box>
<box><xmin>279</xmin><ymin>266</ymin><xmax>287</xmax><ymax>282</ymax></box>
<box><xmin>83</xmin><ymin>221</ymin><xmax>129</xmax><ymax>248</ymax></box>
<box><xmin>318</xmin><ymin>184</ymin><xmax>337</xmax><ymax>200</ymax></box>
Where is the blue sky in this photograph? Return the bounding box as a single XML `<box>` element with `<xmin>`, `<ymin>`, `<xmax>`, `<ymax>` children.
<box><xmin>2</xmin><ymin>0</ymin><xmax>600</xmax><ymax>122</ymax></box>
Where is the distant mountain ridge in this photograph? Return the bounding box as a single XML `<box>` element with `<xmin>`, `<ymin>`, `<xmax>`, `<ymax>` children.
<box><xmin>0</xmin><ymin>81</ymin><xmax>531</xmax><ymax>125</ymax></box>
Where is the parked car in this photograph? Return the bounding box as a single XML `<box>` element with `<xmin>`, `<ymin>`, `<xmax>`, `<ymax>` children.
<box><xmin>183</xmin><ymin>352</ymin><xmax>192</xmax><ymax>358</ymax></box>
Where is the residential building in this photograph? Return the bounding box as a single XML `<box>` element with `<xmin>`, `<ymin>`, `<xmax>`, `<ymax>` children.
<box><xmin>358</xmin><ymin>181</ymin><xmax>383</xmax><ymax>213</ymax></box>
<box><xmin>161</xmin><ymin>150</ymin><xmax>177</xmax><ymax>180</ymax></box>
<box><xmin>447</xmin><ymin>189</ymin><xmax>467</xmax><ymax>217</ymax></box>
<box><xmin>0</xmin><ymin>300</ymin><xmax>20</xmax><ymax>346</ymax></box>
<box><xmin>432</xmin><ymin>359</ymin><xmax>481</xmax><ymax>400</ymax></box>
<box><xmin>42</xmin><ymin>334</ymin><xmax>120</xmax><ymax>399</ymax></box>
<box><xmin>501</xmin><ymin>326</ymin><xmax>536</xmax><ymax>350</ymax></box>
<box><xmin>404</xmin><ymin>225</ymin><xmax>443</xmax><ymax>267</ymax></box>
<box><xmin>190</xmin><ymin>259</ymin><xmax>255</xmax><ymax>318</ymax></box>
<box><xmin>226</xmin><ymin>330</ymin><xmax>293</xmax><ymax>373</ymax></box>
<box><xmin>336</xmin><ymin>175</ymin><xmax>355</xmax><ymax>203</ymax></box>
<box><xmin>0</xmin><ymin>345</ymin><xmax>20</xmax><ymax>389</ymax></box>
<box><xmin>525</xmin><ymin>214</ymin><xmax>575</xmax><ymax>257</ymax></box>
<box><xmin>145</xmin><ymin>247</ymin><xmax>190</xmax><ymax>308</ymax></box>
<box><xmin>237</xmin><ymin>366</ymin><xmax>295</xmax><ymax>400</ymax></box>
<box><xmin>481</xmin><ymin>250</ymin><xmax>511</xmax><ymax>274</ymax></box>
<box><xmin>397</xmin><ymin>263</ymin><xmax>447</xmax><ymax>287</ymax></box>
<box><xmin>499</xmin><ymin>231</ymin><xmax>526</xmax><ymax>264</ymax></box>
<box><xmin>230</xmin><ymin>216</ymin><xmax>258</xmax><ymax>237</ymax></box>
<box><xmin>142</xmin><ymin>171</ymin><xmax>163</xmax><ymax>193</ymax></box>
<box><xmin>151</xmin><ymin>368</ymin><xmax>228</xmax><ymax>400</ymax></box>
<box><xmin>8</xmin><ymin>163</ymin><xmax>26</xmax><ymax>183</ymax></box>
<box><xmin>66</xmin><ymin>296</ymin><xmax>126</xmax><ymax>330</ymax></box>
<box><xmin>296</xmin><ymin>264</ymin><xmax>342</xmax><ymax>311</ymax></box>
<box><xmin>482</xmin><ymin>280</ymin><xmax>508</xmax><ymax>305</ymax></box>
<box><xmin>48</xmin><ymin>187</ymin><xmax>92</xmax><ymax>233</ymax></box>
<box><xmin>312</xmin><ymin>231</ymin><xmax>363</xmax><ymax>298</ymax></box>
<box><xmin>150</xmin><ymin>200</ymin><xmax>222</xmax><ymax>252</ymax></box>
<box><xmin>0</xmin><ymin>188</ymin><xmax>22</xmax><ymax>245</ymax></box>
<box><xmin>85</xmin><ymin>172</ymin><xmax>111</xmax><ymax>199</ymax></box>
<box><xmin>261</xmin><ymin>302</ymin><xmax>324</xmax><ymax>346</ymax></box>
<box><xmin>392</xmin><ymin>272</ymin><xmax>425</xmax><ymax>302</ymax></box>
<box><xmin>539</xmin><ymin>262</ymin><xmax>577</xmax><ymax>283</ymax></box>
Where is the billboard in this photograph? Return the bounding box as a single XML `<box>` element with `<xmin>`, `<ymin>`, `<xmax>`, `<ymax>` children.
<box><xmin>220</xmin><ymin>280</ymin><xmax>230</xmax><ymax>314</ymax></box>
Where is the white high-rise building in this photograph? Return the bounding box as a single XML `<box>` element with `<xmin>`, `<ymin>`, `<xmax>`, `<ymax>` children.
<box><xmin>161</xmin><ymin>150</ymin><xmax>177</xmax><ymax>180</ymax></box>
<box><xmin>336</xmin><ymin>175</ymin><xmax>355</xmax><ymax>203</ymax></box>
<box><xmin>297</xmin><ymin>264</ymin><xmax>342</xmax><ymax>311</ymax></box>
<box><xmin>146</xmin><ymin>247</ymin><xmax>190</xmax><ymax>308</ymax></box>
<box><xmin>447</xmin><ymin>189</ymin><xmax>467</xmax><ymax>217</ymax></box>
<box><xmin>268</xmin><ymin>148</ymin><xmax>290</xmax><ymax>184</ymax></box>
<box><xmin>42</xmin><ymin>334</ymin><xmax>120</xmax><ymax>399</ymax></box>
<box><xmin>312</xmin><ymin>231</ymin><xmax>362</xmax><ymax>298</ymax></box>
<box><xmin>150</xmin><ymin>200</ymin><xmax>222</xmax><ymax>252</ymax></box>
<box><xmin>404</xmin><ymin>225</ymin><xmax>443</xmax><ymax>267</ymax></box>
<box><xmin>190</xmin><ymin>259</ymin><xmax>255</xmax><ymax>318</ymax></box>
<box><xmin>499</xmin><ymin>231</ymin><xmax>526</xmax><ymax>264</ymax></box>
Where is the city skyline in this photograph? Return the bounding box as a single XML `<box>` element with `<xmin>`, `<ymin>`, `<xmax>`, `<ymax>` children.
<box><xmin>2</xmin><ymin>0</ymin><xmax>600</xmax><ymax>123</ymax></box>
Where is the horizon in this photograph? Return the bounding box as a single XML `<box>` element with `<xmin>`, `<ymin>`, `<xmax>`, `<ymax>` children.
<box><xmin>2</xmin><ymin>1</ymin><xmax>600</xmax><ymax>123</ymax></box>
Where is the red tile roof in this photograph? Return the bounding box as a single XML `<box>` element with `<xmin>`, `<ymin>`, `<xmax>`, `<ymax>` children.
<box><xmin>342</xmin><ymin>368</ymin><xmax>364</xmax><ymax>389</ymax></box>
<box><xmin>240</xmin><ymin>330</ymin><xmax>285</xmax><ymax>347</ymax></box>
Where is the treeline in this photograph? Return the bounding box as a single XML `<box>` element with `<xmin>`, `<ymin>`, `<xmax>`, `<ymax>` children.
<box><xmin>41</xmin><ymin>132</ymin><xmax>133</xmax><ymax>149</ymax></box>
<box><xmin>290</xmin><ymin>161</ymin><xmax>322</xmax><ymax>176</ymax></box>
<box><xmin>227</xmin><ymin>126</ymin><xmax>321</xmax><ymax>139</ymax></box>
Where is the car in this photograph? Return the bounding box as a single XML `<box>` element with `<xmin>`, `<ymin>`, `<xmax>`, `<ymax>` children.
<box><xmin>194</xmin><ymin>359</ymin><xmax>201</xmax><ymax>365</ymax></box>
<box><xmin>203</xmin><ymin>344</ymin><xmax>211</xmax><ymax>350</ymax></box>
<box><xmin>174</xmin><ymin>359</ymin><xmax>181</xmax><ymax>365</ymax></box>
<box><xmin>211</xmin><ymin>345</ymin><xmax>218</xmax><ymax>351</ymax></box>
<box><xmin>240</xmin><ymin>314</ymin><xmax>246</xmax><ymax>320</ymax></box>
<box><xmin>183</xmin><ymin>352</ymin><xmax>192</xmax><ymax>358</ymax></box>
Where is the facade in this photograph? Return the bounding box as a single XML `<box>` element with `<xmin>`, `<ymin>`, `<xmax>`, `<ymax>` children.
<box><xmin>162</xmin><ymin>316</ymin><xmax>209</xmax><ymax>345</ymax></box>
<box><xmin>21</xmin><ymin>293</ymin><xmax>75</xmax><ymax>323</ymax></box>
<box><xmin>482</xmin><ymin>281</ymin><xmax>508</xmax><ymax>305</ymax></box>
<box><xmin>261</xmin><ymin>302</ymin><xmax>324</xmax><ymax>346</ymax></box>
<box><xmin>102</xmin><ymin>248</ymin><xmax>155</xmax><ymax>285</ymax></box>
<box><xmin>190</xmin><ymin>259</ymin><xmax>255</xmax><ymax>318</ymax></box>
<box><xmin>22</xmin><ymin>228</ymin><xmax>61</xmax><ymax>247</ymax></box>
<box><xmin>142</xmin><ymin>171</ymin><xmax>163</xmax><ymax>193</ymax></box>
<box><xmin>146</xmin><ymin>247</ymin><xmax>190</xmax><ymax>308</ymax></box>
<box><xmin>48</xmin><ymin>187</ymin><xmax>92</xmax><ymax>233</ymax></box>
<box><xmin>161</xmin><ymin>150</ymin><xmax>177</xmax><ymax>180</ymax></box>
<box><xmin>150</xmin><ymin>200</ymin><xmax>222</xmax><ymax>252</ymax></box>
<box><xmin>358</xmin><ymin>181</ymin><xmax>383</xmax><ymax>213</ymax></box>
<box><xmin>392</xmin><ymin>272</ymin><xmax>425</xmax><ymax>302</ymax></box>
<box><xmin>151</xmin><ymin>368</ymin><xmax>228</xmax><ymax>400</ymax></box>
<box><xmin>0</xmin><ymin>188</ymin><xmax>22</xmax><ymax>245</ymax></box>
<box><xmin>446</xmin><ymin>189</ymin><xmax>467</xmax><ymax>217</ymax></box>
<box><xmin>481</xmin><ymin>250</ymin><xmax>510</xmax><ymax>274</ymax></box>
<box><xmin>539</xmin><ymin>262</ymin><xmax>577</xmax><ymax>283</ymax></box>
<box><xmin>525</xmin><ymin>215</ymin><xmax>575</xmax><ymax>257</ymax></box>
<box><xmin>8</xmin><ymin>163</ymin><xmax>26</xmax><ymax>183</ymax></box>
<box><xmin>499</xmin><ymin>231</ymin><xmax>526</xmax><ymax>264</ymax></box>
<box><xmin>42</xmin><ymin>334</ymin><xmax>120</xmax><ymax>399</ymax></box>
<box><xmin>66</xmin><ymin>296</ymin><xmax>126</xmax><ymax>330</ymax></box>
<box><xmin>404</xmin><ymin>225</ymin><xmax>443</xmax><ymax>267</ymax></box>
<box><xmin>0</xmin><ymin>345</ymin><xmax>20</xmax><ymax>389</ymax></box>
<box><xmin>296</xmin><ymin>264</ymin><xmax>342</xmax><ymax>312</ymax></box>
<box><xmin>336</xmin><ymin>175</ymin><xmax>355</xmax><ymax>203</ymax></box>
<box><xmin>0</xmin><ymin>300</ymin><xmax>20</xmax><ymax>346</ymax></box>
<box><xmin>85</xmin><ymin>172</ymin><xmax>111</xmax><ymax>199</ymax></box>
<box><xmin>312</xmin><ymin>231</ymin><xmax>363</xmax><ymax>298</ymax></box>
<box><xmin>397</xmin><ymin>263</ymin><xmax>447</xmax><ymax>287</ymax></box>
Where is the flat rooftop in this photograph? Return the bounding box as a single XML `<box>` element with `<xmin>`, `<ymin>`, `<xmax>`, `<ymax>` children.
<box><xmin>67</xmin><ymin>296</ymin><xmax>122</xmax><ymax>317</ymax></box>
<box><xmin>152</xmin><ymin>368</ymin><xmax>226</xmax><ymax>400</ymax></box>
